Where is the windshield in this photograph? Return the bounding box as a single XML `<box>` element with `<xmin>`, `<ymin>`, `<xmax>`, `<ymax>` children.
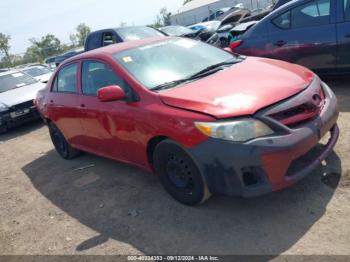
<box><xmin>0</xmin><ymin>72</ymin><xmax>37</xmax><ymax>93</ymax></box>
<box><xmin>113</xmin><ymin>39</ymin><xmax>237</xmax><ymax>89</ymax></box>
<box><xmin>160</xmin><ymin>26</ymin><xmax>194</xmax><ymax>36</ymax></box>
<box><xmin>115</xmin><ymin>27</ymin><xmax>164</xmax><ymax>41</ymax></box>
<box><xmin>22</xmin><ymin>66</ymin><xmax>52</xmax><ymax>77</ymax></box>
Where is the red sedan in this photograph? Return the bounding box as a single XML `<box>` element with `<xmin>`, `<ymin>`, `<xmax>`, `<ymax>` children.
<box><xmin>35</xmin><ymin>37</ymin><xmax>339</xmax><ymax>205</ymax></box>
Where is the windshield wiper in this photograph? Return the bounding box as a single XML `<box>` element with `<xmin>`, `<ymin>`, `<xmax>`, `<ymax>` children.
<box><xmin>152</xmin><ymin>79</ymin><xmax>190</xmax><ymax>91</ymax></box>
<box><xmin>151</xmin><ymin>59</ymin><xmax>241</xmax><ymax>91</ymax></box>
<box><xmin>189</xmin><ymin>60</ymin><xmax>240</xmax><ymax>79</ymax></box>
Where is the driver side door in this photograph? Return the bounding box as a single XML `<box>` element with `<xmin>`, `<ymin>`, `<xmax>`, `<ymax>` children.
<box><xmin>78</xmin><ymin>60</ymin><xmax>136</xmax><ymax>161</ymax></box>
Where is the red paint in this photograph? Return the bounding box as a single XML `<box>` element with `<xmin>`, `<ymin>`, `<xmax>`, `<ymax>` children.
<box><xmin>159</xmin><ymin>57</ymin><xmax>314</xmax><ymax>119</ymax></box>
<box><xmin>97</xmin><ymin>85</ymin><xmax>125</xmax><ymax>102</ymax></box>
<box><xmin>229</xmin><ymin>40</ymin><xmax>243</xmax><ymax>50</ymax></box>
<box><xmin>36</xmin><ymin>37</ymin><xmax>317</xmax><ymax>172</ymax></box>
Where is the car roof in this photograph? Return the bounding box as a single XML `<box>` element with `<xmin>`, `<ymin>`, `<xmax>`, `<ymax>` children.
<box><xmin>90</xmin><ymin>25</ymin><xmax>154</xmax><ymax>35</ymax></box>
<box><xmin>62</xmin><ymin>36</ymin><xmax>169</xmax><ymax>65</ymax></box>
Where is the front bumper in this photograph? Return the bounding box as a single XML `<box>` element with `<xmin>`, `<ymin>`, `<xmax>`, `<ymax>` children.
<box><xmin>0</xmin><ymin>103</ymin><xmax>40</xmax><ymax>131</ymax></box>
<box><xmin>188</xmin><ymin>81</ymin><xmax>339</xmax><ymax>197</ymax></box>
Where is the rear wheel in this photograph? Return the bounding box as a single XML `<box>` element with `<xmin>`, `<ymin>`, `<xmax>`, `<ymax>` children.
<box><xmin>48</xmin><ymin>122</ymin><xmax>80</xmax><ymax>159</ymax></box>
<box><xmin>153</xmin><ymin>140</ymin><xmax>211</xmax><ymax>205</ymax></box>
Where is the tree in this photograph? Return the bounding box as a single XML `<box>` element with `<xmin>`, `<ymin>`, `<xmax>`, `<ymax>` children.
<box><xmin>27</xmin><ymin>34</ymin><xmax>63</xmax><ymax>62</ymax></box>
<box><xmin>75</xmin><ymin>23</ymin><xmax>91</xmax><ymax>46</ymax></box>
<box><xmin>69</xmin><ymin>33</ymin><xmax>78</xmax><ymax>47</ymax></box>
<box><xmin>160</xmin><ymin>7</ymin><xmax>172</xmax><ymax>26</ymax></box>
<box><xmin>0</xmin><ymin>33</ymin><xmax>11</xmax><ymax>67</ymax></box>
<box><xmin>151</xmin><ymin>7</ymin><xmax>172</xmax><ymax>28</ymax></box>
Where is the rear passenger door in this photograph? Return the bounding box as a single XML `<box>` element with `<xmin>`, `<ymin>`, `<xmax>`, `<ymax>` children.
<box><xmin>268</xmin><ymin>0</ymin><xmax>337</xmax><ymax>73</ymax></box>
<box><xmin>336</xmin><ymin>0</ymin><xmax>350</xmax><ymax>72</ymax></box>
<box><xmin>48</xmin><ymin>63</ymin><xmax>83</xmax><ymax>146</ymax></box>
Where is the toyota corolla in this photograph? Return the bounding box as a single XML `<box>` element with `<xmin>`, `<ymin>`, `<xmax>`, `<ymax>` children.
<box><xmin>35</xmin><ymin>37</ymin><xmax>339</xmax><ymax>205</ymax></box>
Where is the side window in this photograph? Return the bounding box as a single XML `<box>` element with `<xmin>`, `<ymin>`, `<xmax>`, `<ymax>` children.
<box><xmin>345</xmin><ymin>0</ymin><xmax>350</xmax><ymax>21</ymax></box>
<box><xmin>102</xmin><ymin>32</ymin><xmax>117</xmax><ymax>46</ymax></box>
<box><xmin>55</xmin><ymin>64</ymin><xmax>77</xmax><ymax>93</ymax></box>
<box><xmin>86</xmin><ymin>33</ymin><xmax>100</xmax><ymax>51</ymax></box>
<box><xmin>81</xmin><ymin>61</ymin><xmax>128</xmax><ymax>96</ymax></box>
<box><xmin>272</xmin><ymin>11</ymin><xmax>291</xmax><ymax>29</ymax></box>
<box><xmin>291</xmin><ymin>0</ymin><xmax>330</xmax><ymax>28</ymax></box>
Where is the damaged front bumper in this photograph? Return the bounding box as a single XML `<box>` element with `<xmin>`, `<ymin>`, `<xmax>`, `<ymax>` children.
<box><xmin>188</xmin><ymin>81</ymin><xmax>339</xmax><ymax>197</ymax></box>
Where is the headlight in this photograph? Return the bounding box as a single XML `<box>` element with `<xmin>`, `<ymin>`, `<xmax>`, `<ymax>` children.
<box><xmin>0</xmin><ymin>103</ymin><xmax>9</xmax><ymax>113</ymax></box>
<box><xmin>194</xmin><ymin>118</ymin><xmax>274</xmax><ymax>142</ymax></box>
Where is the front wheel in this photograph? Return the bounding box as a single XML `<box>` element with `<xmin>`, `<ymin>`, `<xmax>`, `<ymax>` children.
<box><xmin>48</xmin><ymin>122</ymin><xmax>80</xmax><ymax>159</ymax></box>
<box><xmin>153</xmin><ymin>140</ymin><xmax>211</xmax><ymax>205</ymax></box>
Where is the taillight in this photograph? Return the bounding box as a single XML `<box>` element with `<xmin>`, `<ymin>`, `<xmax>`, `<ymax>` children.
<box><xmin>229</xmin><ymin>40</ymin><xmax>243</xmax><ymax>50</ymax></box>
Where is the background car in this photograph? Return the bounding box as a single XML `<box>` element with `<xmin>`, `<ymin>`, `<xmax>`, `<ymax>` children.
<box><xmin>227</xmin><ymin>21</ymin><xmax>258</xmax><ymax>44</ymax></box>
<box><xmin>54</xmin><ymin>47</ymin><xmax>84</xmax><ymax>66</ymax></box>
<box><xmin>159</xmin><ymin>25</ymin><xmax>198</xmax><ymax>38</ymax></box>
<box><xmin>229</xmin><ymin>0</ymin><xmax>350</xmax><ymax>74</ymax></box>
<box><xmin>208</xmin><ymin>7</ymin><xmax>251</xmax><ymax>47</ymax></box>
<box><xmin>0</xmin><ymin>70</ymin><xmax>45</xmax><ymax>133</ymax></box>
<box><xmin>188</xmin><ymin>21</ymin><xmax>221</xmax><ymax>42</ymax></box>
<box><xmin>202</xmin><ymin>4</ymin><xmax>246</xmax><ymax>22</ymax></box>
<box><xmin>44</xmin><ymin>56</ymin><xmax>57</xmax><ymax>69</ymax></box>
<box><xmin>84</xmin><ymin>26</ymin><xmax>166</xmax><ymax>52</ymax></box>
<box><xmin>20</xmin><ymin>64</ymin><xmax>53</xmax><ymax>83</ymax></box>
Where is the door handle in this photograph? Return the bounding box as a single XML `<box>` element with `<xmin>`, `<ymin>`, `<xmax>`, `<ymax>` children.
<box><xmin>345</xmin><ymin>34</ymin><xmax>350</xmax><ymax>38</ymax></box>
<box><xmin>274</xmin><ymin>40</ymin><xmax>286</xmax><ymax>47</ymax></box>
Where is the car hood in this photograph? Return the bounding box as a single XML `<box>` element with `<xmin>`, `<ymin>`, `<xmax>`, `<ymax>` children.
<box><xmin>0</xmin><ymin>81</ymin><xmax>46</xmax><ymax>107</ymax></box>
<box><xmin>159</xmin><ymin>57</ymin><xmax>314</xmax><ymax>119</ymax></box>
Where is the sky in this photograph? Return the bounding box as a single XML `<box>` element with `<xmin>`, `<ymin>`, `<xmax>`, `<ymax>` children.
<box><xmin>0</xmin><ymin>0</ymin><xmax>183</xmax><ymax>54</ymax></box>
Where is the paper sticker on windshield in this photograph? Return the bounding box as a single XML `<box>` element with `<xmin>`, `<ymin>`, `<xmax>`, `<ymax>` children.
<box><xmin>174</xmin><ymin>39</ymin><xmax>197</xmax><ymax>49</ymax></box>
<box><xmin>123</xmin><ymin>56</ymin><xmax>133</xmax><ymax>63</ymax></box>
<box><xmin>12</xmin><ymin>73</ymin><xmax>24</xmax><ymax>78</ymax></box>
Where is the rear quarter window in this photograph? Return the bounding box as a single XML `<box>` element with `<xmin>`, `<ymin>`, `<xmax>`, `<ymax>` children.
<box><xmin>272</xmin><ymin>11</ymin><xmax>291</xmax><ymax>29</ymax></box>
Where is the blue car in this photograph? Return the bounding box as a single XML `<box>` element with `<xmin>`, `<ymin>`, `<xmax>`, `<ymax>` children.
<box><xmin>230</xmin><ymin>0</ymin><xmax>350</xmax><ymax>75</ymax></box>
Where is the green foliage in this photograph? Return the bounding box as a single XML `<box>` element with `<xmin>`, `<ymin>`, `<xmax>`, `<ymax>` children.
<box><xmin>0</xmin><ymin>22</ymin><xmax>91</xmax><ymax>69</ymax></box>
<box><xmin>150</xmin><ymin>7</ymin><xmax>172</xmax><ymax>28</ymax></box>
<box><xmin>27</xmin><ymin>34</ymin><xmax>64</xmax><ymax>63</ymax></box>
<box><xmin>75</xmin><ymin>23</ymin><xmax>91</xmax><ymax>46</ymax></box>
<box><xmin>0</xmin><ymin>33</ymin><xmax>12</xmax><ymax>67</ymax></box>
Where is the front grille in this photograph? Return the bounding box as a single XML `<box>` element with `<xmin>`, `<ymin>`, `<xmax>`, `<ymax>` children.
<box><xmin>269</xmin><ymin>85</ymin><xmax>325</xmax><ymax>128</ymax></box>
<box><xmin>11</xmin><ymin>101</ymin><xmax>34</xmax><ymax>111</ymax></box>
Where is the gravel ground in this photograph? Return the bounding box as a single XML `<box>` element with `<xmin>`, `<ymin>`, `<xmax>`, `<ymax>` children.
<box><xmin>0</xmin><ymin>78</ymin><xmax>349</xmax><ymax>256</ymax></box>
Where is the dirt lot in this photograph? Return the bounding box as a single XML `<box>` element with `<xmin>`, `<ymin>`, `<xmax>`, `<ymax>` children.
<box><xmin>0</xmin><ymin>78</ymin><xmax>350</xmax><ymax>256</ymax></box>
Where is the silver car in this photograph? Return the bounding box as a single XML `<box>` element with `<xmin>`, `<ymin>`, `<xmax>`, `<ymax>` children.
<box><xmin>0</xmin><ymin>70</ymin><xmax>46</xmax><ymax>133</ymax></box>
<box><xmin>20</xmin><ymin>64</ymin><xmax>53</xmax><ymax>83</ymax></box>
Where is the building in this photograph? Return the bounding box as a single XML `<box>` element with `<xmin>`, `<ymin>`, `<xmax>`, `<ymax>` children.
<box><xmin>170</xmin><ymin>0</ymin><xmax>270</xmax><ymax>26</ymax></box>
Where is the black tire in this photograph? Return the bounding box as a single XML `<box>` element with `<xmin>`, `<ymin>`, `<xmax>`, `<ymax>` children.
<box><xmin>153</xmin><ymin>140</ymin><xmax>211</xmax><ymax>205</ymax></box>
<box><xmin>48</xmin><ymin>122</ymin><xmax>80</xmax><ymax>159</ymax></box>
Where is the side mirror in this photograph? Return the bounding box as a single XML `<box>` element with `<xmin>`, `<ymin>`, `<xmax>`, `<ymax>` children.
<box><xmin>97</xmin><ymin>85</ymin><xmax>125</xmax><ymax>102</ymax></box>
